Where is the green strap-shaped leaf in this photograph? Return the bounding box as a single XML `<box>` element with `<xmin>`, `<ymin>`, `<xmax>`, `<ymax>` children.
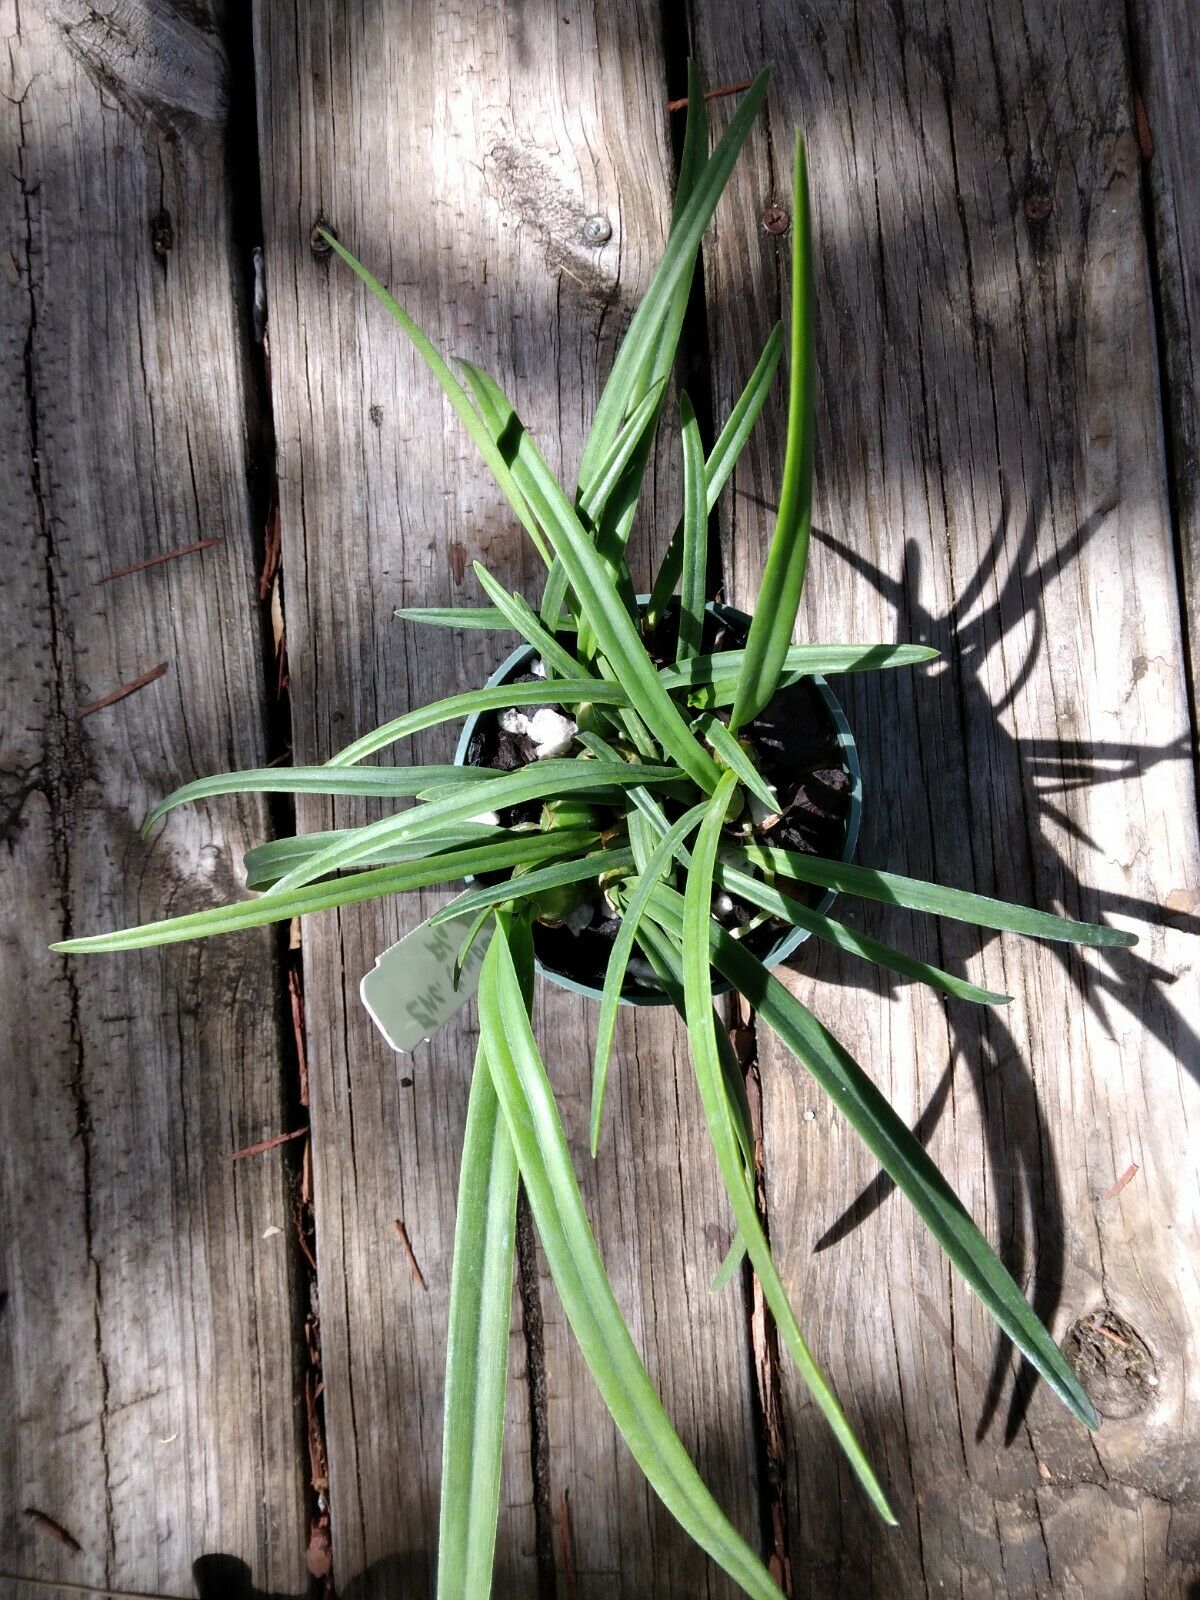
<box><xmin>437</xmin><ymin>1045</ymin><xmax>519</xmax><ymax>1599</ymax></box>
<box><xmin>395</xmin><ymin>604</ymin><xmax>573</xmax><ymax>633</ymax></box>
<box><xmin>243</xmin><ymin>827</ymin><xmax>501</xmax><ymax>890</ymax></box>
<box><xmin>659</xmin><ymin>642</ymin><xmax>938</xmax><ymax>699</ymax></box>
<box><xmin>620</xmin><ymin>775</ymin><xmax>681</xmax><ymax>841</ymax></box>
<box><xmin>454</xmin><ymin>905</ymin><xmax>496</xmax><ymax>991</ymax></box>
<box><xmin>453</xmin><ymin>362</ymin><xmax>722</xmax><ymax>792</ymax></box>
<box><xmin>630</xmin><ymin>911</ymin><xmax>755</xmax><ymax>1287</ymax></box>
<box><xmin>430</xmin><ymin>847</ymin><xmax>635</xmax><ymax>925</ymax></box>
<box><xmin>735</xmin><ymin>843</ymin><xmax>1137</xmax><ymax>948</ymax></box>
<box><xmin>729</xmin><ymin>134</ymin><xmax>816</xmax><ymax>734</ymax></box>
<box><xmin>538</xmin><ymin>557</ymin><xmax>575</xmax><ymax>632</ymax></box>
<box><xmin>327</xmin><ymin>674</ymin><xmax>616</xmax><ymax>769</ymax></box>
<box><xmin>589</xmin><ymin>803</ymin><xmax>708</xmax><ymax>1155</ymax></box>
<box><xmin>536</xmin><ymin>374</ymin><xmax>664</xmax><ymax>635</ymax></box>
<box><xmin>625</xmin><ymin>806</ymin><xmax>663</xmax><ymax>872</ymax></box>
<box><xmin>478</xmin><ymin>922</ymin><xmax>785</xmax><ymax>1600</ymax></box>
<box><xmin>677</xmin><ymin>392</ymin><xmax>707</xmax><ymax>663</ymax></box>
<box><xmin>470</xmin><ymin>563</ymin><xmax>590</xmax><ymax>683</ymax></box>
<box><xmin>458</xmin><ymin>360</ymin><xmax>638</xmax><ymax>636</ymax></box>
<box><xmin>575</xmin><ymin>731</ymin><xmax>681</xmax><ymax>815</ymax></box>
<box><xmin>638</xmin><ymin>940</ymin><xmax>756</xmax><ymax>1313</ymax></box>
<box><xmin>578</xmin><ymin>379</ymin><xmax>669</xmax><ymax>530</ymax></box>
<box><xmin>320</xmin><ymin>230</ymin><xmax>552</xmax><ymax>569</ymax></box>
<box><xmin>547</xmin><ymin>64</ymin><xmax>713</xmax><ymax>636</ymax></box>
<box><xmin>631</xmin><ymin>909</ymin><xmax>755</xmax><ymax>1175</ymax></box>
<box><xmin>697</xmin><ymin>715</ymin><xmax>777</xmax><ymax>810</ymax></box>
<box><xmin>50</xmin><ymin>830</ymin><xmax>596</xmax><ymax>954</ymax></box>
<box><xmin>715</xmin><ymin>863</ymin><xmax>1012</xmax><ymax>1004</ymax></box>
<box><xmin>625</xmin><ymin>58</ymin><xmax>709</xmax><ymax>417</ymax></box>
<box><xmin>579</xmin><ymin>60</ymin><xmax>710</xmax><ymax>575</ymax></box>
<box><xmin>647</xmin><ymin>324</ymin><xmax>785</xmax><ymax>627</ymax></box>
<box><xmin>267</xmin><ymin>760</ymin><xmax>678</xmax><ymax>895</ymax></box>
<box><xmin>143</xmin><ymin>764</ymin><xmax>496</xmax><ymax>834</ymax></box>
<box><xmin>709</xmin><ymin>1234</ymin><xmax>748</xmax><ymax>1294</ymax></box>
<box><xmin>578</xmin><ymin>67</ymin><xmax>771</xmax><ymax>493</ymax></box>
<box><xmin>675</xmin><ymin>777</ymin><xmax>895</xmax><ymax>1522</ymax></box>
<box><xmin>648</xmin><ymin>882</ymin><xmax>1100</xmax><ymax>1431</ymax></box>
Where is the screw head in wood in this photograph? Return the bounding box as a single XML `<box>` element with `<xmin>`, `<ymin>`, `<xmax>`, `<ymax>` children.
<box><xmin>761</xmin><ymin>206</ymin><xmax>790</xmax><ymax>235</ymax></box>
<box><xmin>150</xmin><ymin>209</ymin><xmax>174</xmax><ymax>255</ymax></box>
<box><xmin>310</xmin><ymin>219</ymin><xmax>336</xmax><ymax>258</ymax></box>
<box><xmin>582</xmin><ymin>214</ymin><xmax>612</xmax><ymax>245</ymax></box>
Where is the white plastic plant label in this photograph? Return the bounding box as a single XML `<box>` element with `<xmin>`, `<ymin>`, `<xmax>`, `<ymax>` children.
<box><xmin>360</xmin><ymin>894</ymin><xmax>493</xmax><ymax>1053</ymax></box>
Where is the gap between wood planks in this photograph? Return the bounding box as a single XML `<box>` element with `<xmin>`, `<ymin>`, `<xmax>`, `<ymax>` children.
<box><xmin>1123</xmin><ymin>0</ymin><xmax>1200</xmax><ymax>794</ymax></box>
<box><xmin>222</xmin><ymin>6</ymin><xmax>333</xmax><ymax>1589</ymax></box>
<box><xmin>734</xmin><ymin>1007</ymin><xmax>794</xmax><ymax>1591</ymax></box>
<box><xmin>657</xmin><ymin>10</ymin><xmax>798</xmax><ymax>1583</ymax></box>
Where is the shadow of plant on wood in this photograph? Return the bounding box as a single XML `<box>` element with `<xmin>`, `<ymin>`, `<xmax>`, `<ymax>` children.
<box><xmin>780</xmin><ymin>498</ymin><xmax>1198</xmax><ymax>1444</ymax></box>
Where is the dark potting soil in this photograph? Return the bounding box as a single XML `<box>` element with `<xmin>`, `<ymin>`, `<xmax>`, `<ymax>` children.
<box><xmin>462</xmin><ymin>604</ymin><xmax>853</xmax><ymax>996</ymax></box>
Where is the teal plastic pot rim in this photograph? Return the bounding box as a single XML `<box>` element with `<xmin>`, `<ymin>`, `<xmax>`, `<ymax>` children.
<box><xmin>453</xmin><ymin>600</ymin><xmax>862</xmax><ymax>1006</ymax></box>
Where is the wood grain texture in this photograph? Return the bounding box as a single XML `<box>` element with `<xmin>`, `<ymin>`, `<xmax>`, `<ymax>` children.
<box><xmin>1132</xmin><ymin>0</ymin><xmax>1200</xmax><ymax>713</ymax></box>
<box><xmin>11</xmin><ymin>0</ymin><xmax>1198</xmax><ymax>1594</ymax></box>
<box><xmin>691</xmin><ymin>1</ymin><xmax>1200</xmax><ymax>1594</ymax></box>
<box><xmin>0</xmin><ymin>2</ymin><xmax>307</xmax><ymax>1593</ymax></box>
<box><xmin>251</xmin><ymin>2</ymin><xmax>762</xmax><ymax>1593</ymax></box>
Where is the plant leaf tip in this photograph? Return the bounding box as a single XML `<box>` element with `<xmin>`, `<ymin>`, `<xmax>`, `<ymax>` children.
<box><xmin>52</xmin><ymin>935</ymin><xmax>107</xmax><ymax>955</ymax></box>
<box><xmin>1062</xmin><ymin>1373</ymin><xmax>1100</xmax><ymax>1431</ymax></box>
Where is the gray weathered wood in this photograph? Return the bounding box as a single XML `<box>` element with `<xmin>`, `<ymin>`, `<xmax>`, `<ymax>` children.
<box><xmin>0</xmin><ymin>1</ymin><xmax>307</xmax><ymax>1593</ymax></box>
<box><xmin>12</xmin><ymin>1</ymin><xmax>1198</xmax><ymax>1593</ymax></box>
<box><xmin>252</xmin><ymin>3</ymin><xmax>761</xmax><ymax>1592</ymax></box>
<box><xmin>537</xmin><ymin>997</ymin><xmax>765</xmax><ymax>1600</ymax></box>
<box><xmin>692</xmin><ymin>1</ymin><xmax>1200</xmax><ymax>1593</ymax></box>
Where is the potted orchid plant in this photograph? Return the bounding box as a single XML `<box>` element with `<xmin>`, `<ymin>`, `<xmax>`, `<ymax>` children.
<box><xmin>57</xmin><ymin>65</ymin><xmax>1133</xmax><ymax>1598</ymax></box>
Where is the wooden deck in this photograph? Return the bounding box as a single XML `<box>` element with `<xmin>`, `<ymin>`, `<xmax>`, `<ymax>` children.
<box><xmin>2</xmin><ymin>1</ymin><xmax>1198</xmax><ymax>1595</ymax></box>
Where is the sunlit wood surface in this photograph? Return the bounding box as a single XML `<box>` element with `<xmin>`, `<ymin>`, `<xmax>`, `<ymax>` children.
<box><xmin>2</xmin><ymin>1</ymin><xmax>1197</xmax><ymax>1595</ymax></box>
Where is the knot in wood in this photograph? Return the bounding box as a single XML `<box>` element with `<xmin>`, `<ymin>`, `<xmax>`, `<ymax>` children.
<box><xmin>1063</xmin><ymin>1308</ymin><xmax>1158</xmax><ymax>1419</ymax></box>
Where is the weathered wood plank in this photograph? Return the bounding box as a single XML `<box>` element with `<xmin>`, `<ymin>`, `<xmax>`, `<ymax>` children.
<box><xmin>0</xmin><ymin>2</ymin><xmax>307</xmax><ymax>1593</ymax></box>
<box><xmin>1132</xmin><ymin>0</ymin><xmax>1200</xmax><ymax>719</ymax></box>
<box><xmin>537</xmin><ymin>996</ymin><xmax>764</xmax><ymax>1600</ymax></box>
<box><xmin>252</xmin><ymin>3</ymin><xmax>761</xmax><ymax>1592</ymax></box>
<box><xmin>692</xmin><ymin>1</ymin><xmax>1200</xmax><ymax>1594</ymax></box>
